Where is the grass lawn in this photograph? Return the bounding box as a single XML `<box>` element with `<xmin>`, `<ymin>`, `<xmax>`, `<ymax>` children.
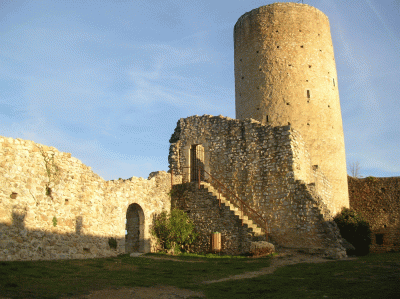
<box><xmin>0</xmin><ymin>252</ymin><xmax>399</xmax><ymax>298</ymax></box>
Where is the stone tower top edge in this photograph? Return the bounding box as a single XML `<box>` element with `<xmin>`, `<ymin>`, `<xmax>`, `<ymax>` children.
<box><xmin>234</xmin><ymin>2</ymin><xmax>329</xmax><ymax>29</ymax></box>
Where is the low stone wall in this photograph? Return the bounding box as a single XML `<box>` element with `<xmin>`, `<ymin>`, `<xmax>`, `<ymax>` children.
<box><xmin>0</xmin><ymin>136</ymin><xmax>179</xmax><ymax>261</ymax></box>
<box><xmin>348</xmin><ymin>176</ymin><xmax>400</xmax><ymax>253</ymax></box>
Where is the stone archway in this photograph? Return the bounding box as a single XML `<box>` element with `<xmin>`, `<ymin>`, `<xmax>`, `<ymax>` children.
<box><xmin>125</xmin><ymin>203</ymin><xmax>145</xmax><ymax>253</ymax></box>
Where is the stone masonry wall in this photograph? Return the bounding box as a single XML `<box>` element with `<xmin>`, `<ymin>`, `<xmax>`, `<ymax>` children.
<box><xmin>169</xmin><ymin>115</ymin><xmax>346</xmax><ymax>257</ymax></box>
<box><xmin>171</xmin><ymin>183</ymin><xmax>256</xmax><ymax>255</ymax></box>
<box><xmin>348</xmin><ymin>176</ymin><xmax>400</xmax><ymax>253</ymax></box>
<box><xmin>0</xmin><ymin>136</ymin><xmax>179</xmax><ymax>261</ymax></box>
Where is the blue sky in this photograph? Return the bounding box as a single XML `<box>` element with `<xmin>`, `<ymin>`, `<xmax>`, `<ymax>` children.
<box><xmin>1</xmin><ymin>0</ymin><xmax>399</xmax><ymax>180</ymax></box>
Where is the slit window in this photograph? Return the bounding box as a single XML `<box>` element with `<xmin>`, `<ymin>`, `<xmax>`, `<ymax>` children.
<box><xmin>307</xmin><ymin>90</ymin><xmax>310</xmax><ymax>99</ymax></box>
<box><xmin>333</xmin><ymin>78</ymin><xmax>335</xmax><ymax>86</ymax></box>
<box><xmin>375</xmin><ymin>234</ymin><xmax>384</xmax><ymax>245</ymax></box>
<box><xmin>266</xmin><ymin>115</ymin><xmax>269</xmax><ymax>122</ymax></box>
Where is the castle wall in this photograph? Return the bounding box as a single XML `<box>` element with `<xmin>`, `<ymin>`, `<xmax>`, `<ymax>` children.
<box><xmin>234</xmin><ymin>3</ymin><xmax>349</xmax><ymax>215</ymax></box>
<box><xmin>169</xmin><ymin>115</ymin><xmax>346</xmax><ymax>257</ymax></box>
<box><xmin>348</xmin><ymin>176</ymin><xmax>400</xmax><ymax>253</ymax></box>
<box><xmin>0</xmin><ymin>136</ymin><xmax>178</xmax><ymax>261</ymax></box>
<box><xmin>171</xmin><ymin>183</ymin><xmax>255</xmax><ymax>255</ymax></box>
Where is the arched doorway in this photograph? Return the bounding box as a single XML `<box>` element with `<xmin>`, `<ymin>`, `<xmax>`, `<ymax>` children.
<box><xmin>125</xmin><ymin>203</ymin><xmax>145</xmax><ymax>253</ymax></box>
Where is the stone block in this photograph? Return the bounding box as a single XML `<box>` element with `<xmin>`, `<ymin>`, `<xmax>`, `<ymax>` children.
<box><xmin>248</xmin><ymin>241</ymin><xmax>275</xmax><ymax>257</ymax></box>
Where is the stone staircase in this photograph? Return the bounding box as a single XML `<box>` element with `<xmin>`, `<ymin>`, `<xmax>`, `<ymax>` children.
<box><xmin>199</xmin><ymin>182</ymin><xmax>266</xmax><ymax>240</ymax></box>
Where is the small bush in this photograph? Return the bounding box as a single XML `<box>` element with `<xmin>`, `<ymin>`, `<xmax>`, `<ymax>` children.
<box><xmin>52</xmin><ymin>216</ymin><xmax>57</xmax><ymax>227</ymax></box>
<box><xmin>108</xmin><ymin>237</ymin><xmax>118</xmax><ymax>250</ymax></box>
<box><xmin>151</xmin><ymin>209</ymin><xmax>198</xmax><ymax>254</ymax></box>
<box><xmin>334</xmin><ymin>208</ymin><xmax>371</xmax><ymax>256</ymax></box>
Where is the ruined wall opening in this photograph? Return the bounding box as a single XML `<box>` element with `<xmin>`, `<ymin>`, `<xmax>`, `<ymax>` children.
<box><xmin>190</xmin><ymin>144</ymin><xmax>205</xmax><ymax>182</ymax></box>
<box><xmin>376</xmin><ymin>234</ymin><xmax>384</xmax><ymax>245</ymax></box>
<box><xmin>125</xmin><ymin>203</ymin><xmax>145</xmax><ymax>253</ymax></box>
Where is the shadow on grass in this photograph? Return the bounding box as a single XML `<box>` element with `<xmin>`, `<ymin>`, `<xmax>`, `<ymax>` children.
<box><xmin>200</xmin><ymin>252</ymin><xmax>400</xmax><ymax>299</ymax></box>
<box><xmin>0</xmin><ymin>252</ymin><xmax>399</xmax><ymax>298</ymax></box>
<box><xmin>0</xmin><ymin>253</ymin><xmax>272</xmax><ymax>298</ymax></box>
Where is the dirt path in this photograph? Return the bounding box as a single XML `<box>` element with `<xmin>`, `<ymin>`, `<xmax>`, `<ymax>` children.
<box><xmin>202</xmin><ymin>250</ymin><xmax>357</xmax><ymax>284</ymax></box>
<box><xmin>61</xmin><ymin>285</ymin><xmax>206</xmax><ymax>299</ymax></box>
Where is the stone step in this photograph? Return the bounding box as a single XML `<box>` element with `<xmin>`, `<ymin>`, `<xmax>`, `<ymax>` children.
<box><xmin>200</xmin><ymin>182</ymin><xmax>265</xmax><ymax>237</ymax></box>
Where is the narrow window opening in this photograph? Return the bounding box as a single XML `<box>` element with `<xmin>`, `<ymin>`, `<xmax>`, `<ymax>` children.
<box><xmin>300</xmin><ymin>45</ymin><xmax>304</xmax><ymax>48</ymax></box>
<box><xmin>376</xmin><ymin>234</ymin><xmax>384</xmax><ymax>245</ymax></box>
<box><xmin>306</xmin><ymin>80</ymin><xmax>309</xmax><ymax>82</ymax></box>
<box><xmin>328</xmin><ymin>105</ymin><xmax>330</xmax><ymax>108</ymax></box>
<box><xmin>266</xmin><ymin>115</ymin><xmax>269</xmax><ymax>122</ymax></box>
<box><xmin>333</xmin><ymin>78</ymin><xmax>335</xmax><ymax>86</ymax></box>
<box><xmin>276</xmin><ymin>30</ymin><xmax>278</xmax><ymax>33</ymax></box>
<box><xmin>384</xmin><ymin>224</ymin><xmax>387</xmax><ymax>228</ymax></box>
<box><xmin>286</xmin><ymin>103</ymin><xmax>290</xmax><ymax>105</ymax></box>
<box><xmin>307</xmin><ymin>123</ymin><xmax>310</xmax><ymax>126</ymax></box>
<box><xmin>308</xmin><ymin>65</ymin><xmax>312</xmax><ymax>68</ymax></box>
<box><xmin>277</xmin><ymin>46</ymin><xmax>280</xmax><ymax>48</ymax></box>
<box><xmin>307</xmin><ymin>90</ymin><xmax>310</xmax><ymax>98</ymax></box>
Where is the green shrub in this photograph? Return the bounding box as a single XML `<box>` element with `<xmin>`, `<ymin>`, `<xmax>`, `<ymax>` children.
<box><xmin>151</xmin><ymin>209</ymin><xmax>198</xmax><ymax>254</ymax></box>
<box><xmin>334</xmin><ymin>208</ymin><xmax>372</xmax><ymax>256</ymax></box>
<box><xmin>108</xmin><ymin>237</ymin><xmax>117</xmax><ymax>250</ymax></box>
<box><xmin>46</xmin><ymin>186</ymin><xmax>52</xmax><ymax>196</ymax></box>
<box><xmin>52</xmin><ymin>216</ymin><xmax>57</xmax><ymax>227</ymax></box>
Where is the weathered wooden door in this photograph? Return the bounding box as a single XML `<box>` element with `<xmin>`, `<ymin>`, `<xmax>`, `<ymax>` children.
<box><xmin>190</xmin><ymin>144</ymin><xmax>205</xmax><ymax>182</ymax></box>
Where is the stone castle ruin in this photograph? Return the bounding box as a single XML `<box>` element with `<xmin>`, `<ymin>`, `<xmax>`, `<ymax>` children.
<box><xmin>1</xmin><ymin>3</ymin><xmax>399</xmax><ymax>261</ymax></box>
<box><xmin>168</xmin><ymin>2</ymin><xmax>349</xmax><ymax>257</ymax></box>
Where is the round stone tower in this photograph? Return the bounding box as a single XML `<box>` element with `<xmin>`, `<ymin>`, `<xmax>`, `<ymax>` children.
<box><xmin>234</xmin><ymin>2</ymin><xmax>349</xmax><ymax>214</ymax></box>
